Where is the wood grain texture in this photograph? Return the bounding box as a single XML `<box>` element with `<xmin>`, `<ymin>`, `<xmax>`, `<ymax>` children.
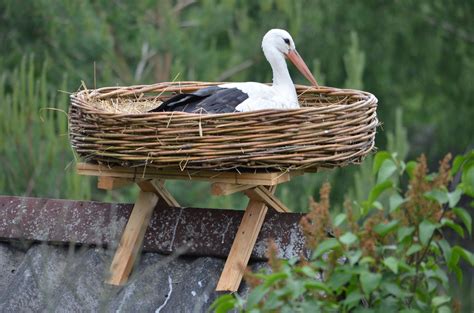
<box><xmin>97</xmin><ymin>176</ymin><xmax>133</xmax><ymax>190</ymax></box>
<box><xmin>210</xmin><ymin>183</ymin><xmax>256</xmax><ymax>196</ymax></box>
<box><xmin>69</xmin><ymin>81</ymin><xmax>378</xmax><ymax>171</ymax></box>
<box><xmin>106</xmin><ymin>191</ymin><xmax>158</xmax><ymax>286</ymax></box>
<box><xmin>244</xmin><ymin>186</ymin><xmax>290</xmax><ymax>213</ymax></box>
<box><xmin>216</xmin><ymin>186</ymin><xmax>277</xmax><ymax>292</ymax></box>
<box><xmin>77</xmin><ymin>162</ymin><xmax>296</xmax><ymax>186</ymax></box>
<box><xmin>138</xmin><ymin>179</ymin><xmax>180</xmax><ymax>207</ymax></box>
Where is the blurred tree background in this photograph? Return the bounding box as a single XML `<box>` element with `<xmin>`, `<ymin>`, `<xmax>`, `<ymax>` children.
<box><xmin>0</xmin><ymin>0</ymin><xmax>473</xmax><ymax>310</ymax></box>
<box><xmin>1</xmin><ymin>0</ymin><xmax>472</xmax><ymax>207</ymax></box>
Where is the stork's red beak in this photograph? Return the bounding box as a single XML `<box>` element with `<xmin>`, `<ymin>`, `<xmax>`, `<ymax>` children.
<box><xmin>286</xmin><ymin>49</ymin><xmax>319</xmax><ymax>87</ymax></box>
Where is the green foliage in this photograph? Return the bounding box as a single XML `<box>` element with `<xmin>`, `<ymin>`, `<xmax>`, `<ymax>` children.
<box><xmin>0</xmin><ymin>56</ymin><xmax>91</xmax><ymax>199</ymax></box>
<box><xmin>211</xmin><ymin>150</ymin><xmax>474</xmax><ymax>312</ymax></box>
<box><xmin>0</xmin><ymin>0</ymin><xmax>472</xmax><ymax>159</ymax></box>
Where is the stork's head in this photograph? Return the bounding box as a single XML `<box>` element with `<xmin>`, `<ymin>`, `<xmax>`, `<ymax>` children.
<box><xmin>262</xmin><ymin>29</ymin><xmax>319</xmax><ymax>87</ymax></box>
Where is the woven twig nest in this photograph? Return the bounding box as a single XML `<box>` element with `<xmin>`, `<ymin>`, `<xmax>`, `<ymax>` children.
<box><xmin>69</xmin><ymin>81</ymin><xmax>378</xmax><ymax>171</ymax></box>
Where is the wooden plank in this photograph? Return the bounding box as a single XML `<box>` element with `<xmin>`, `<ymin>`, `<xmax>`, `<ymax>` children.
<box><xmin>244</xmin><ymin>186</ymin><xmax>290</xmax><ymax>213</ymax></box>
<box><xmin>216</xmin><ymin>187</ymin><xmax>276</xmax><ymax>292</ymax></box>
<box><xmin>210</xmin><ymin>183</ymin><xmax>256</xmax><ymax>196</ymax></box>
<box><xmin>138</xmin><ymin>179</ymin><xmax>180</xmax><ymax>207</ymax></box>
<box><xmin>76</xmin><ymin>163</ymin><xmax>298</xmax><ymax>186</ymax></box>
<box><xmin>106</xmin><ymin>191</ymin><xmax>159</xmax><ymax>286</ymax></box>
<box><xmin>97</xmin><ymin>176</ymin><xmax>133</xmax><ymax>190</ymax></box>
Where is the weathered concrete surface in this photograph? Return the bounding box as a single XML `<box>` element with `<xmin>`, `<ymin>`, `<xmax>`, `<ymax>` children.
<box><xmin>0</xmin><ymin>196</ymin><xmax>307</xmax><ymax>260</ymax></box>
<box><xmin>0</xmin><ymin>195</ymin><xmax>305</xmax><ymax>312</ymax></box>
<box><xmin>0</xmin><ymin>241</ymin><xmax>259</xmax><ymax>312</ymax></box>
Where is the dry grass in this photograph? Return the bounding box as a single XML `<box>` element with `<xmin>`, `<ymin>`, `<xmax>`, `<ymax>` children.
<box><xmin>91</xmin><ymin>97</ymin><xmax>162</xmax><ymax>114</ymax></box>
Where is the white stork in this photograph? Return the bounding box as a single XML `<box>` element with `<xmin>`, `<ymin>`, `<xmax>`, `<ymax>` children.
<box><xmin>154</xmin><ymin>29</ymin><xmax>319</xmax><ymax>114</ymax></box>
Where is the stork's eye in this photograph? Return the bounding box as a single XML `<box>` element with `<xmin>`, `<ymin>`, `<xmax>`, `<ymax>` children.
<box><xmin>283</xmin><ymin>38</ymin><xmax>290</xmax><ymax>45</ymax></box>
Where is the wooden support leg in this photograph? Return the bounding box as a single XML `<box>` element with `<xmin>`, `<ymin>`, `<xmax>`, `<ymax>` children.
<box><xmin>106</xmin><ymin>190</ymin><xmax>159</xmax><ymax>286</ymax></box>
<box><xmin>216</xmin><ymin>186</ymin><xmax>276</xmax><ymax>292</ymax></box>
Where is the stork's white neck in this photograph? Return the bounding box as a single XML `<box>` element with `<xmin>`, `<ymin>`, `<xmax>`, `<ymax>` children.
<box><xmin>263</xmin><ymin>47</ymin><xmax>298</xmax><ymax>103</ymax></box>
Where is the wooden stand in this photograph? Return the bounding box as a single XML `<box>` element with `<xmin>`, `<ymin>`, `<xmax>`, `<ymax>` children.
<box><xmin>77</xmin><ymin>163</ymin><xmax>301</xmax><ymax>292</ymax></box>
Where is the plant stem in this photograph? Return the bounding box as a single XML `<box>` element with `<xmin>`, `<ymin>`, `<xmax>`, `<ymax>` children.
<box><xmin>407</xmin><ymin>204</ymin><xmax>447</xmax><ymax>306</ymax></box>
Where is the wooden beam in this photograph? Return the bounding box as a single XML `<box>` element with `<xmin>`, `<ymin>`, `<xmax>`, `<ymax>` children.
<box><xmin>210</xmin><ymin>183</ymin><xmax>256</xmax><ymax>196</ymax></box>
<box><xmin>138</xmin><ymin>179</ymin><xmax>180</xmax><ymax>207</ymax></box>
<box><xmin>76</xmin><ymin>163</ymin><xmax>299</xmax><ymax>186</ymax></box>
<box><xmin>97</xmin><ymin>176</ymin><xmax>133</xmax><ymax>190</ymax></box>
<box><xmin>216</xmin><ymin>186</ymin><xmax>276</xmax><ymax>292</ymax></box>
<box><xmin>244</xmin><ymin>186</ymin><xmax>291</xmax><ymax>213</ymax></box>
<box><xmin>106</xmin><ymin>191</ymin><xmax>159</xmax><ymax>286</ymax></box>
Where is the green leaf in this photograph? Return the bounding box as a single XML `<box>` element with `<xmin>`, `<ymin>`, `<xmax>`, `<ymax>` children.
<box><xmin>299</xmin><ymin>266</ymin><xmax>317</xmax><ymax>278</ymax></box>
<box><xmin>441</xmin><ymin>218</ymin><xmax>465</xmax><ymax>238</ymax></box>
<box><xmin>342</xmin><ymin>290</ymin><xmax>363</xmax><ymax>310</ymax></box>
<box><xmin>407</xmin><ymin>244</ymin><xmax>422</xmax><ymax>256</ymax></box>
<box><xmin>374</xmin><ymin>220</ymin><xmax>399</xmax><ymax>237</ymax></box>
<box><xmin>389</xmin><ymin>193</ymin><xmax>404</xmax><ymax>213</ymax></box>
<box><xmin>377</xmin><ymin>159</ymin><xmax>398</xmax><ymax>183</ymax></box>
<box><xmin>461</xmin><ymin>161</ymin><xmax>474</xmax><ymax>197</ymax></box>
<box><xmin>246</xmin><ymin>285</ymin><xmax>268</xmax><ymax>308</ymax></box>
<box><xmin>438</xmin><ymin>306</ymin><xmax>452</xmax><ymax>313</ymax></box>
<box><xmin>349</xmin><ymin>250</ymin><xmax>363</xmax><ymax>265</ymax></box>
<box><xmin>383</xmin><ymin>256</ymin><xmax>399</xmax><ymax>274</ymax></box>
<box><xmin>360</xmin><ymin>272</ymin><xmax>382</xmax><ymax>295</ymax></box>
<box><xmin>263</xmin><ymin>272</ymin><xmax>288</xmax><ymax>287</ymax></box>
<box><xmin>210</xmin><ymin>294</ymin><xmax>237</xmax><ymax>313</ymax></box>
<box><xmin>360</xmin><ymin>256</ymin><xmax>375</xmax><ymax>264</ymax></box>
<box><xmin>419</xmin><ymin>220</ymin><xmax>438</xmax><ymax>245</ymax></box>
<box><xmin>453</xmin><ymin>207</ymin><xmax>472</xmax><ymax>236</ymax></box>
<box><xmin>312</xmin><ymin>238</ymin><xmax>341</xmax><ymax>259</ymax></box>
<box><xmin>369</xmin><ymin>181</ymin><xmax>394</xmax><ymax>203</ymax></box>
<box><xmin>406</xmin><ymin>161</ymin><xmax>418</xmax><ymax>179</ymax></box>
<box><xmin>363</xmin><ymin>180</ymin><xmax>393</xmax><ymax>213</ymax></box>
<box><xmin>452</xmin><ymin>155</ymin><xmax>465</xmax><ymax>175</ymax></box>
<box><xmin>431</xmin><ymin>295</ymin><xmax>451</xmax><ymax>307</ymax></box>
<box><xmin>261</xmin><ymin>292</ymin><xmax>283</xmax><ymax>311</ymax></box>
<box><xmin>303</xmin><ymin>280</ymin><xmax>330</xmax><ymax>293</ymax></box>
<box><xmin>397</xmin><ymin>226</ymin><xmax>415</xmax><ymax>242</ymax></box>
<box><xmin>399</xmin><ymin>309</ymin><xmax>420</xmax><ymax>313</ymax></box>
<box><xmin>340</xmin><ymin>232</ymin><xmax>358</xmax><ymax>245</ymax></box>
<box><xmin>424</xmin><ymin>189</ymin><xmax>449</xmax><ymax>204</ymax></box>
<box><xmin>382</xmin><ymin>282</ymin><xmax>409</xmax><ymax>298</ymax></box>
<box><xmin>447</xmin><ymin>189</ymin><xmax>462</xmax><ymax>208</ymax></box>
<box><xmin>334</xmin><ymin>213</ymin><xmax>347</xmax><ymax>227</ymax></box>
<box><xmin>452</xmin><ymin>246</ymin><xmax>474</xmax><ymax>266</ymax></box>
<box><xmin>438</xmin><ymin>239</ymin><xmax>452</xmax><ymax>264</ymax></box>
<box><xmin>327</xmin><ymin>271</ymin><xmax>352</xmax><ymax>290</ymax></box>
<box><xmin>373</xmin><ymin>151</ymin><xmax>392</xmax><ymax>175</ymax></box>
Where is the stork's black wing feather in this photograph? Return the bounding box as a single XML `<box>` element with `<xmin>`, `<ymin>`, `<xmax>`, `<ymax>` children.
<box><xmin>151</xmin><ymin>86</ymin><xmax>248</xmax><ymax>114</ymax></box>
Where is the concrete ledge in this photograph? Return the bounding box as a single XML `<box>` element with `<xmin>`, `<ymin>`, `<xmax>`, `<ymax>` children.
<box><xmin>0</xmin><ymin>196</ymin><xmax>306</xmax><ymax>260</ymax></box>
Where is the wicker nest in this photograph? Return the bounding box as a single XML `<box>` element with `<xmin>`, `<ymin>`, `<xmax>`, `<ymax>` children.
<box><xmin>69</xmin><ymin>81</ymin><xmax>378</xmax><ymax>171</ymax></box>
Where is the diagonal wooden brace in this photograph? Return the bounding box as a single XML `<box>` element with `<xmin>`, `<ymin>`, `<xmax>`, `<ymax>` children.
<box><xmin>216</xmin><ymin>186</ymin><xmax>276</xmax><ymax>292</ymax></box>
<box><xmin>106</xmin><ymin>190</ymin><xmax>159</xmax><ymax>286</ymax></box>
<box><xmin>138</xmin><ymin>179</ymin><xmax>180</xmax><ymax>207</ymax></box>
<box><xmin>244</xmin><ymin>186</ymin><xmax>290</xmax><ymax>213</ymax></box>
<box><xmin>210</xmin><ymin>182</ymin><xmax>256</xmax><ymax>196</ymax></box>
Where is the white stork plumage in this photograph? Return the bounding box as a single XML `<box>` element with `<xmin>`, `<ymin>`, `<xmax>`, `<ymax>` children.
<box><xmin>153</xmin><ymin>29</ymin><xmax>319</xmax><ymax>114</ymax></box>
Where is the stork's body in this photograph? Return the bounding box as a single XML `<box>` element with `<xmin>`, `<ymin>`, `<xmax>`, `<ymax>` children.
<box><xmin>154</xmin><ymin>29</ymin><xmax>318</xmax><ymax>114</ymax></box>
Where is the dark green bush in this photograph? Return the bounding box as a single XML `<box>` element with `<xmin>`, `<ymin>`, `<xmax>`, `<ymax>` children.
<box><xmin>211</xmin><ymin>150</ymin><xmax>474</xmax><ymax>312</ymax></box>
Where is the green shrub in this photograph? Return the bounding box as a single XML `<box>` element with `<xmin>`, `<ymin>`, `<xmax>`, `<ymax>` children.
<box><xmin>211</xmin><ymin>150</ymin><xmax>474</xmax><ymax>312</ymax></box>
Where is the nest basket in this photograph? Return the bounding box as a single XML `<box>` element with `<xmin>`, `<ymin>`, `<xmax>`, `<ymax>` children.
<box><xmin>69</xmin><ymin>81</ymin><xmax>378</xmax><ymax>172</ymax></box>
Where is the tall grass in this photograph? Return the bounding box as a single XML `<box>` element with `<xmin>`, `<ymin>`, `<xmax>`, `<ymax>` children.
<box><xmin>0</xmin><ymin>56</ymin><xmax>91</xmax><ymax>200</ymax></box>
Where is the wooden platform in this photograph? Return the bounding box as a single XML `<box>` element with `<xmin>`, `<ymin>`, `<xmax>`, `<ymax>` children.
<box><xmin>76</xmin><ymin>162</ymin><xmax>303</xmax><ymax>292</ymax></box>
